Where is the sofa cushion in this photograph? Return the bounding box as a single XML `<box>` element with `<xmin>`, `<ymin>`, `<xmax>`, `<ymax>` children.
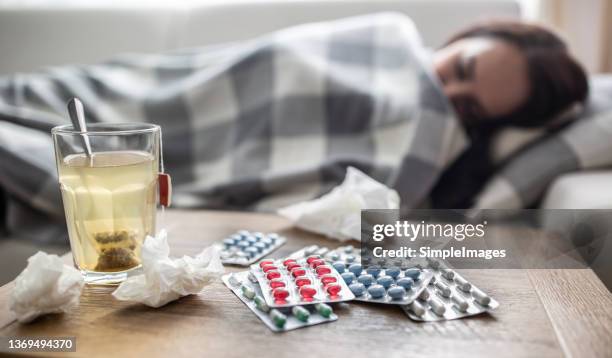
<box><xmin>474</xmin><ymin>75</ymin><xmax>612</xmax><ymax>209</ymax></box>
<box><xmin>541</xmin><ymin>171</ymin><xmax>612</xmax><ymax>209</ymax></box>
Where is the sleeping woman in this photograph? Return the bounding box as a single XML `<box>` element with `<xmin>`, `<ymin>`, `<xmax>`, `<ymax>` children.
<box><xmin>430</xmin><ymin>21</ymin><xmax>588</xmax><ymax>208</ymax></box>
<box><xmin>0</xmin><ymin>13</ymin><xmax>588</xmax><ymax>240</ymax></box>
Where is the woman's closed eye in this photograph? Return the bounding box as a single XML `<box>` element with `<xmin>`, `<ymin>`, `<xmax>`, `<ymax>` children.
<box><xmin>455</xmin><ymin>55</ymin><xmax>475</xmax><ymax>82</ymax></box>
<box><xmin>454</xmin><ymin>59</ymin><xmax>466</xmax><ymax>80</ymax></box>
<box><xmin>455</xmin><ymin>56</ymin><xmax>487</xmax><ymax>119</ymax></box>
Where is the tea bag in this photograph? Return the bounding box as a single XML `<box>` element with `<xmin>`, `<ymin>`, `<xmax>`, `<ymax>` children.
<box><xmin>278</xmin><ymin>167</ymin><xmax>400</xmax><ymax>241</ymax></box>
<box><xmin>93</xmin><ymin>230</ymin><xmax>139</xmax><ymax>271</ymax></box>
<box><xmin>9</xmin><ymin>252</ymin><xmax>84</xmax><ymax>323</ymax></box>
<box><xmin>112</xmin><ymin>230</ymin><xmax>224</xmax><ymax>307</ymax></box>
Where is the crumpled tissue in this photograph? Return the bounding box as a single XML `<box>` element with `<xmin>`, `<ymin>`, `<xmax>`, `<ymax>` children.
<box><xmin>278</xmin><ymin>167</ymin><xmax>400</xmax><ymax>241</ymax></box>
<box><xmin>9</xmin><ymin>252</ymin><xmax>84</xmax><ymax>323</ymax></box>
<box><xmin>112</xmin><ymin>230</ymin><xmax>224</xmax><ymax>308</ymax></box>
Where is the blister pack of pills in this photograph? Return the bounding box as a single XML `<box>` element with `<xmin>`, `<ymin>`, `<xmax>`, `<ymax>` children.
<box><xmin>249</xmin><ymin>256</ymin><xmax>355</xmax><ymax>308</ymax></box>
<box><xmin>222</xmin><ymin>271</ymin><xmax>338</xmax><ymax>332</ymax></box>
<box><xmin>337</xmin><ymin>262</ymin><xmax>433</xmax><ymax>305</ymax></box>
<box><xmin>289</xmin><ymin>244</ymin><xmax>361</xmax><ymax>264</ymax></box>
<box><xmin>402</xmin><ymin>262</ymin><xmax>499</xmax><ymax>321</ymax></box>
<box><xmin>288</xmin><ymin>245</ymin><xmax>330</xmax><ymax>259</ymax></box>
<box><xmin>218</xmin><ymin>230</ymin><xmax>286</xmax><ymax>266</ymax></box>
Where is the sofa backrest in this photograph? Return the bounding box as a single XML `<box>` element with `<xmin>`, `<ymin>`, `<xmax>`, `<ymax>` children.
<box><xmin>0</xmin><ymin>0</ymin><xmax>520</xmax><ymax>75</ymax></box>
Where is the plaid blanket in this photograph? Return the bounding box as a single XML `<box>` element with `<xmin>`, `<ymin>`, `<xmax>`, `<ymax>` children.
<box><xmin>0</xmin><ymin>13</ymin><xmax>467</xmax><ymax>242</ymax></box>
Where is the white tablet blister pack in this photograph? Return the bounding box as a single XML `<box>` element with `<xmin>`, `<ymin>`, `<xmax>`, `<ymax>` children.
<box><xmin>289</xmin><ymin>244</ymin><xmax>360</xmax><ymax>264</ymax></box>
<box><xmin>218</xmin><ymin>230</ymin><xmax>286</xmax><ymax>266</ymax></box>
<box><xmin>222</xmin><ymin>271</ymin><xmax>338</xmax><ymax>332</ymax></box>
<box><xmin>402</xmin><ymin>261</ymin><xmax>499</xmax><ymax>321</ymax></box>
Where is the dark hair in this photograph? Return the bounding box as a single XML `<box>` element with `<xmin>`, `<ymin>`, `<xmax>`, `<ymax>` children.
<box><xmin>445</xmin><ymin>20</ymin><xmax>589</xmax><ymax>128</ymax></box>
<box><xmin>431</xmin><ymin>21</ymin><xmax>589</xmax><ymax>208</ymax></box>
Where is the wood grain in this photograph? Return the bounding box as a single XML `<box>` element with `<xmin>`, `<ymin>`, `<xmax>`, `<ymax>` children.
<box><xmin>0</xmin><ymin>210</ymin><xmax>610</xmax><ymax>358</ymax></box>
<box><xmin>528</xmin><ymin>269</ymin><xmax>612</xmax><ymax>358</ymax></box>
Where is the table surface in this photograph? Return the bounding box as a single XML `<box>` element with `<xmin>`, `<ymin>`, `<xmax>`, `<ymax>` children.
<box><xmin>1</xmin><ymin>210</ymin><xmax>611</xmax><ymax>358</ymax></box>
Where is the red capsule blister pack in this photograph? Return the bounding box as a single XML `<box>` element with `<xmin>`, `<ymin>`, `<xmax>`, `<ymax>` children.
<box><xmin>250</xmin><ymin>255</ymin><xmax>355</xmax><ymax>308</ymax></box>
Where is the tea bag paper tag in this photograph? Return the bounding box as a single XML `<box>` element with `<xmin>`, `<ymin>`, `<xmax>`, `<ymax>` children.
<box><xmin>159</xmin><ymin>173</ymin><xmax>172</xmax><ymax>207</ymax></box>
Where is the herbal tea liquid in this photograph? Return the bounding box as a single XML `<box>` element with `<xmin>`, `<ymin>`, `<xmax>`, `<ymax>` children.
<box><xmin>58</xmin><ymin>151</ymin><xmax>157</xmax><ymax>273</ymax></box>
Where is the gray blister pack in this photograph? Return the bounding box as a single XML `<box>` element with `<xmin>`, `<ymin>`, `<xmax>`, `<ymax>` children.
<box><xmin>402</xmin><ymin>262</ymin><xmax>499</xmax><ymax>321</ymax></box>
<box><xmin>222</xmin><ymin>271</ymin><xmax>338</xmax><ymax>332</ymax></box>
<box><xmin>289</xmin><ymin>244</ymin><xmax>361</xmax><ymax>265</ymax></box>
<box><xmin>218</xmin><ymin>230</ymin><xmax>286</xmax><ymax>266</ymax></box>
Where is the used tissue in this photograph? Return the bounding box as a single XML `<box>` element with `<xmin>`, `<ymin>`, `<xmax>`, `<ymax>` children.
<box><xmin>9</xmin><ymin>252</ymin><xmax>84</xmax><ymax>323</ymax></box>
<box><xmin>112</xmin><ymin>230</ymin><xmax>224</xmax><ymax>308</ymax></box>
<box><xmin>278</xmin><ymin>167</ymin><xmax>400</xmax><ymax>241</ymax></box>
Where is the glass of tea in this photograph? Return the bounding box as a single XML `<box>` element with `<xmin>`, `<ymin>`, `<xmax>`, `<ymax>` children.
<box><xmin>52</xmin><ymin>123</ymin><xmax>160</xmax><ymax>284</ymax></box>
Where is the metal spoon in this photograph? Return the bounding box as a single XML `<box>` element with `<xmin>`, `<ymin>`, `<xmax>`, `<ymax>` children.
<box><xmin>67</xmin><ymin>97</ymin><xmax>93</xmax><ymax>158</ymax></box>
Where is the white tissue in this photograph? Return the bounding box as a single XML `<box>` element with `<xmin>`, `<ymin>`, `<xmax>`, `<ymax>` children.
<box><xmin>278</xmin><ymin>167</ymin><xmax>400</xmax><ymax>241</ymax></box>
<box><xmin>9</xmin><ymin>252</ymin><xmax>84</xmax><ymax>323</ymax></box>
<box><xmin>112</xmin><ymin>230</ymin><xmax>224</xmax><ymax>308</ymax></box>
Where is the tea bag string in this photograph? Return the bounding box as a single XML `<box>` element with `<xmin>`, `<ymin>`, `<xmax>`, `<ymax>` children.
<box><xmin>159</xmin><ymin>127</ymin><xmax>166</xmax><ymax>234</ymax></box>
<box><xmin>159</xmin><ymin>127</ymin><xmax>165</xmax><ymax>174</ymax></box>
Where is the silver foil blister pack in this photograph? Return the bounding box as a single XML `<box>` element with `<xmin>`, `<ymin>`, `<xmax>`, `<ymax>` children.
<box><xmin>218</xmin><ymin>230</ymin><xmax>286</xmax><ymax>266</ymax></box>
<box><xmin>222</xmin><ymin>271</ymin><xmax>337</xmax><ymax>332</ymax></box>
<box><xmin>289</xmin><ymin>244</ymin><xmax>361</xmax><ymax>264</ymax></box>
<box><xmin>402</xmin><ymin>261</ymin><xmax>499</xmax><ymax>321</ymax></box>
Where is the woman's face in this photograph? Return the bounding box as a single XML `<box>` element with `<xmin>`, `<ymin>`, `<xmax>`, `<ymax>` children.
<box><xmin>433</xmin><ymin>38</ymin><xmax>530</xmax><ymax>124</ymax></box>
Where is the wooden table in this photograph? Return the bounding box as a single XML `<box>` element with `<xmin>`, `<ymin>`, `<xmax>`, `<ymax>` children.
<box><xmin>1</xmin><ymin>210</ymin><xmax>611</xmax><ymax>357</ymax></box>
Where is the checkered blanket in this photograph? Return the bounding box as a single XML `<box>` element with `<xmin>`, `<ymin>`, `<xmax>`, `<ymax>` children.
<box><xmin>0</xmin><ymin>13</ymin><xmax>467</xmax><ymax>242</ymax></box>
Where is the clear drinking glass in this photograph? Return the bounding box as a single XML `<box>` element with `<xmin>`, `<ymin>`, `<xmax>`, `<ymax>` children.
<box><xmin>52</xmin><ymin>123</ymin><xmax>160</xmax><ymax>284</ymax></box>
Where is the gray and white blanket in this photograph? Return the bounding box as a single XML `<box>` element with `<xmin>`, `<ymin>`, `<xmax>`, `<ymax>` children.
<box><xmin>0</xmin><ymin>13</ymin><xmax>467</xmax><ymax>243</ymax></box>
